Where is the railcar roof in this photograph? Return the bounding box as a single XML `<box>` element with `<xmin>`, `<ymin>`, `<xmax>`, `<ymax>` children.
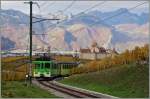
<box><xmin>32</xmin><ymin>61</ymin><xmax>54</xmax><ymax>64</ymax></box>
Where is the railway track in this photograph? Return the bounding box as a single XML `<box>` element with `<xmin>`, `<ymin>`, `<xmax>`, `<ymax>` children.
<box><xmin>38</xmin><ymin>80</ymin><xmax>100</xmax><ymax>98</ymax></box>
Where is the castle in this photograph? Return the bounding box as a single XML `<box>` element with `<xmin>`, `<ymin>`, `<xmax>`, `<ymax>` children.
<box><xmin>79</xmin><ymin>42</ymin><xmax>118</xmax><ymax>60</ymax></box>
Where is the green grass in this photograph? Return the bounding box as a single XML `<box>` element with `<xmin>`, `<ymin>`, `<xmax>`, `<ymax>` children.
<box><xmin>1</xmin><ymin>81</ymin><xmax>59</xmax><ymax>98</ymax></box>
<box><xmin>60</xmin><ymin>63</ymin><xmax>149</xmax><ymax>98</ymax></box>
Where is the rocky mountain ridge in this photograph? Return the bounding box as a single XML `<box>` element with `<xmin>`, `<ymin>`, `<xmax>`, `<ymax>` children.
<box><xmin>1</xmin><ymin>8</ymin><xmax>149</xmax><ymax>52</ymax></box>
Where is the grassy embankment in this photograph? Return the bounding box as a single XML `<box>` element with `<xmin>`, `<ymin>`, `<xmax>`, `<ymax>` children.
<box><xmin>60</xmin><ymin>63</ymin><xmax>149</xmax><ymax>98</ymax></box>
<box><xmin>1</xmin><ymin>81</ymin><xmax>58</xmax><ymax>98</ymax></box>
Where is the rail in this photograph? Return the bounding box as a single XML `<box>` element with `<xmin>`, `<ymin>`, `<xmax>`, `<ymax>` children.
<box><xmin>38</xmin><ymin>80</ymin><xmax>101</xmax><ymax>98</ymax></box>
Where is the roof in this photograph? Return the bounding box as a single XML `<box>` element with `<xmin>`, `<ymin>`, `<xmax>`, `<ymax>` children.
<box><xmin>80</xmin><ymin>47</ymin><xmax>107</xmax><ymax>54</ymax></box>
<box><xmin>98</xmin><ymin>47</ymin><xmax>106</xmax><ymax>53</ymax></box>
<box><xmin>80</xmin><ymin>48</ymin><xmax>91</xmax><ymax>53</ymax></box>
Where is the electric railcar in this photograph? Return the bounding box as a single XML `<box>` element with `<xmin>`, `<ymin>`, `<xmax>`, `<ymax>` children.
<box><xmin>32</xmin><ymin>53</ymin><xmax>79</xmax><ymax>78</ymax></box>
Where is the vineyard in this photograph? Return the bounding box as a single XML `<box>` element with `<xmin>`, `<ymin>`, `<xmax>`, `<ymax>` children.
<box><xmin>1</xmin><ymin>56</ymin><xmax>36</xmax><ymax>81</ymax></box>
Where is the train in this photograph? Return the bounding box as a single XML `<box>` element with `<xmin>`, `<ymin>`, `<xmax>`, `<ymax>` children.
<box><xmin>32</xmin><ymin>53</ymin><xmax>79</xmax><ymax>78</ymax></box>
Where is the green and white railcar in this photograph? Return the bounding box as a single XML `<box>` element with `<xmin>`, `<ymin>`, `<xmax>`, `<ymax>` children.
<box><xmin>32</xmin><ymin>60</ymin><xmax>78</xmax><ymax>78</ymax></box>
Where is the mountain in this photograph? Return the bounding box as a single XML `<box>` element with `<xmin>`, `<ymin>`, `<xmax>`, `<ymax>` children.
<box><xmin>0</xmin><ymin>9</ymin><xmax>53</xmax><ymax>34</ymax></box>
<box><xmin>113</xmin><ymin>23</ymin><xmax>149</xmax><ymax>52</ymax></box>
<box><xmin>1</xmin><ymin>9</ymin><xmax>149</xmax><ymax>52</ymax></box>
<box><xmin>46</xmin><ymin>24</ymin><xmax>112</xmax><ymax>51</ymax></box>
<box><xmin>1</xmin><ymin>36</ymin><xmax>15</xmax><ymax>50</ymax></box>
<box><xmin>86</xmin><ymin>8</ymin><xmax>148</xmax><ymax>25</ymax></box>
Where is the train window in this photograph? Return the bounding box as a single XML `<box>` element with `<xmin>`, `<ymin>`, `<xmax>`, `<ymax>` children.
<box><xmin>63</xmin><ymin>64</ymin><xmax>65</xmax><ymax>69</ymax></box>
<box><xmin>45</xmin><ymin>63</ymin><xmax>50</xmax><ymax>68</ymax></box>
<box><xmin>35</xmin><ymin>63</ymin><xmax>39</xmax><ymax>69</ymax></box>
<box><xmin>57</xmin><ymin>64</ymin><xmax>60</xmax><ymax>69</ymax></box>
<box><xmin>40</xmin><ymin>63</ymin><xmax>44</xmax><ymax>69</ymax></box>
<box><xmin>68</xmin><ymin>64</ymin><xmax>71</xmax><ymax>69</ymax></box>
<box><xmin>50</xmin><ymin>63</ymin><xmax>52</xmax><ymax>69</ymax></box>
<box><xmin>66</xmin><ymin>64</ymin><xmax>68</xmax><ymax>69</ymax></box>
<box><xmin>40</xmin><ymin>63</ymin><xmax>42</xmax><ymax>69</ymax></box>
<box><xmin>51</xmin><ymin>63</ymin><xmax>54</xmax><ymax>69</ymax></box>
<box><xmin>53</xmin><ymin>63</ymin><xmax>56</xmax><ymax>69</ymax></box>
<box><xmin>62</xmin><ymin>64</ymin><xmax>64</xmax><ymax>69</ymax></box>
<box><xmin>43</xmin><ymin>63</ymin><xmax>45</xmax><ymax>68</ymax></box>
<box><xmin>35</xmin><ymin>64</ymin><xmax>40</xmax><ymax>69</ymax></box>
<box><xmin>68</xmin><ymin>64</ymin><xmax>70</xmax><ymax>69</ymax></box>
<box><xmin>67</xmin><ymin>64</ymin><xmax>69</xmax><ymax>69</ymax></box>
<box><xmin>69</xmin><ymin>64</ymin><xmax>71</xmax><ymax>69</ymax></box>
<box><xmin>55</xmin><ymin>64</ymin><xmax>59</xmax><ymax>69</ymax></box>
<box><xmin>52</xmin><ymin>63</ymin><xmax>54</xmax><ymax>69</ymax></box>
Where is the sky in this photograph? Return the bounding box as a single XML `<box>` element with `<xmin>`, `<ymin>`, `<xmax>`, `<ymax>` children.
<box><xmin>1</xmin><ymin>1</ymin><xmax>149</xmax><ymax>16</ymax></box>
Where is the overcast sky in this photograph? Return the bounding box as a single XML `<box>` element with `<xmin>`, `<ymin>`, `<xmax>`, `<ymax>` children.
<box><xmin>1</xmin><ymin>1</ymin><xmax>149</xmax><ymax>16</ymax></box>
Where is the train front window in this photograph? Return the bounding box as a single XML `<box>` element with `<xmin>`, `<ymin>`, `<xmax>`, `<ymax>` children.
<box><xmin>41</xmin><ymin>63</ymin><xmax>45</xmax><ymax>69</ymax></box>
<box><xmin>45</xmin><ymin>63</ymin><xmax>50</xmax><ymax>68</ymax></box>
<box><xmin>35</xmin><ymin>64</ymin><xmax>40</xmax><ymax>69</ymax></box>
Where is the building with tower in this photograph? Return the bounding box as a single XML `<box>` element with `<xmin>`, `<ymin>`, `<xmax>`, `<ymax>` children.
<box><xmin>79</xmin><ymin>42</ymin><xmax>118</xmax><ymax>60</ymax></box>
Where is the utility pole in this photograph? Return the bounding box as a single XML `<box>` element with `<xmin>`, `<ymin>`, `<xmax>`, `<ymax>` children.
<box><xmin>24</xmin><ymin>1</ymin><xmax>60</xmax><ymax>86</ymax></box>
<box><xmin>24</xmin><ymin>1</ymin><xmax>33</xmax><ymax>85</ymax></box>
<box><xmin>29</xmin><ymin>1</ymin><xmax>33</xmax><ymax>85</ymax></box>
